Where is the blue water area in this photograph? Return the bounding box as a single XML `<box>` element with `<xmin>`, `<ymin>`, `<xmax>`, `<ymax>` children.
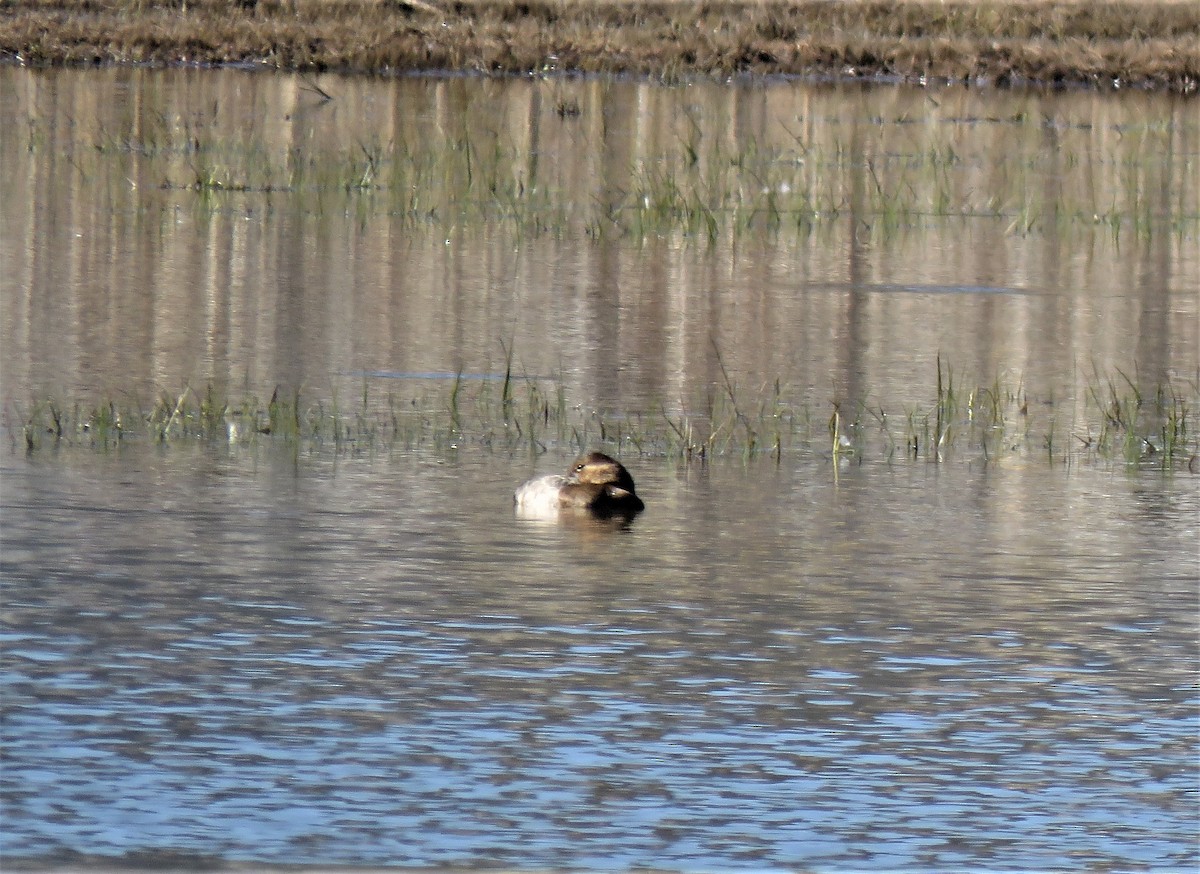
<box><xmin>1</xmin><ymin>450</ymin><xmax>1197</xmax><ymax>870</ymax></box>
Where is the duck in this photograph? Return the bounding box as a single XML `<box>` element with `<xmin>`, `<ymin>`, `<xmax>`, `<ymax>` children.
<box><xmin>514</xmin><ymin>451</ymin><xmax>645</xmax><ymax>520</ymax></box>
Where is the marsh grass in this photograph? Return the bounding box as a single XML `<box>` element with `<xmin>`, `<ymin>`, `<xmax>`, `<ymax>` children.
<box><xmin>3</xmin><ymin>1</ymin><xmax>1197</xmax><ymax>91</ymax></box>
<box><xmin>27</xmin><ymin>98</ymin><xmax>1193</xmax><ymax>247</ymax></box>
<box><xmin>8</xmin><ymin>361</ymin><xmax>1198</xmax><ymax>472</ymax></box>
<box><xmin>1078</xmin><ymin>366</ymin><xmax>1197</xmax><ymax>467</ymax></box>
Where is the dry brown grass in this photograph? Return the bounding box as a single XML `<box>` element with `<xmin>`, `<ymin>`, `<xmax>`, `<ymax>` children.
<box><xmin>1</xmin><ymin>0</ymin><xmax>1197</xmax><ymax>90</ymax></box>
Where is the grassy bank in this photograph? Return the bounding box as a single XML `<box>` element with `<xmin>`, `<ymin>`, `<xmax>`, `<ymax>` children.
<box><xmin>2</xmin><ymin>0</ymin><xmax>1198</xmax><ymax>91</ymax></box>
<box><xmin>7</xmin><ymin>363</ymin><xmax>1199</xmax><ymax>472</ymax></box>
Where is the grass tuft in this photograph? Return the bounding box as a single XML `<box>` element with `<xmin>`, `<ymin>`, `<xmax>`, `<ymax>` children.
<box><xmin>7</xmin><ymin>357</ymin><xmax>1198</xmax><ymax>473</ymax></box>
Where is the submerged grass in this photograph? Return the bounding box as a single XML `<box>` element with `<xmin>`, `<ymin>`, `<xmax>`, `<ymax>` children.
<box><xmin>8</xmin><ymin>361</ymin><xmax>1198</xmax><ymax>473</ymax></box>
<box><xmin>15</xmin><ymin>96</ymin><xmax>1195</xmax><ymax>246</ymax></box>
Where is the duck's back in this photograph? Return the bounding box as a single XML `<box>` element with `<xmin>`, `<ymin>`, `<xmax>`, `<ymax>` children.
<box><xmin>514</xmin><ymin>474</ymin><xmax>571</xmax><ymax>517</ymax></box>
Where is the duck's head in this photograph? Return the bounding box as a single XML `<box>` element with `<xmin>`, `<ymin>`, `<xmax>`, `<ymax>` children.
<box><xmin>569</xmin><ymin>451</ymin><xmax>638</xmax><ymax>494</ymax></box>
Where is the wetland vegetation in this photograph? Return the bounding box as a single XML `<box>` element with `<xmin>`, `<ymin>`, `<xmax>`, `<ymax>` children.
<box><xmin>9</xmin><ymin>71</ymin><xmax>1195</xmax><ymax>242</ymax></box>
<box><xmin>8</xmin><ymin>358</ymin><xmax>1199</xmax><ymax>474</ymax></box>
<box><xmin>2</xmin><ymin>59</ymin><xmax>1197</xmax><ymax>873</ymax></box>
<box><xmin>2</xmin><ymin>70</ymin><xmax>1196</xmax><ymax>474</ymax></box>
<box><xmin>2</xmin><ymin>0</ymin><xmax>1198</xmax><ymax>92</ymax></box>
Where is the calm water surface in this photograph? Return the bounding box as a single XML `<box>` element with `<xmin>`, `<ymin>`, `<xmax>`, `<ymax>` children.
<box><xmin>1</xmin><ymin>66</ymin><xmax>1199</xmax><ymax>870</ymax></box>
<box><xmin>1</xmin><ymin>66</ymin><xmax>1197</xmax><ymax>412</ymax></box>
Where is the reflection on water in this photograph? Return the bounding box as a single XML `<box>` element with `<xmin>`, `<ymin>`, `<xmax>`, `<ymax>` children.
<box><xmin>1</xmin><ymin>66</ymin><xmax>1198</xmax><ymax>869</ymax></box>
<box><xmin>2</xmin><ymin>447</ymin><xmax>1198</xmax><ymax>869</ymax></box>
<box><xmin>1</xmin><ymin>67</ymin><xmax>1196</xmax><ymax>421</ymax></box>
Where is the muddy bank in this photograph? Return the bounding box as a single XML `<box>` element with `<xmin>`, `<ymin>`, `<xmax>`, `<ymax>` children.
<box><xmin>2</xmin><ymin>0</ymin><xmax>1198</xmax><ymax>91</ymax></box>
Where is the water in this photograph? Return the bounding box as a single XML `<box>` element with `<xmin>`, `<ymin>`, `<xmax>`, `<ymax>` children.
<box><xmin>1</xmin><ymin>66</ymin><xmax>1199</xmax><ymax>870</ymax></box>
<box><xmin>1</xmin><ymin>67</ymin><xmax>1196</xmax><ymax>411</ymax></box>
<box><xmin>2</xmin><ymin>448</ymin><xmax>1197</xmax><ymax>868</ymax></box>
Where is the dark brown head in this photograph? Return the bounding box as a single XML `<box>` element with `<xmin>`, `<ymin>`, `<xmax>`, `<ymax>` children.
<box><xmin>568</xmin><ymin>451</ymin><xmax>638</xmax><ymax>493</ymax></box>
<box><xmin>563</xmin><ymin>451</ymin><xmax>644</xmax><ymax>518</ymax></box>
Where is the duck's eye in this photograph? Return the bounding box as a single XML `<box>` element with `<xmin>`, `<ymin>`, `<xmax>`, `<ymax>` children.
<box><xmin>575</xmin><ymin>463</ymin><xmax>585</xmax><ymax>471</ymax></box>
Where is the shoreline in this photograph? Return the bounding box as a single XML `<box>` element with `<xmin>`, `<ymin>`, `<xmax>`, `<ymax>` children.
<box><xmin>1</xmin><ymin>0</ymin><xmax>1197</xmax><ymax>93</ymax></box>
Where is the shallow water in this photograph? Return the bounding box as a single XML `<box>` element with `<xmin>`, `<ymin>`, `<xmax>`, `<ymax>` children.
<box><xmin>1</xmin><ymin>67</ymin><xmax>1197</xmax><ymax>415</ymax></box>
<box><xmin>3</xmin><ymin>446</ymin><xmax>1199</xmax><ymax>869</ymax></box>
<box><xmin>1</xmin><ymin>66</ymin><xmax>1199</xmax><ymax>870</ymax></box>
